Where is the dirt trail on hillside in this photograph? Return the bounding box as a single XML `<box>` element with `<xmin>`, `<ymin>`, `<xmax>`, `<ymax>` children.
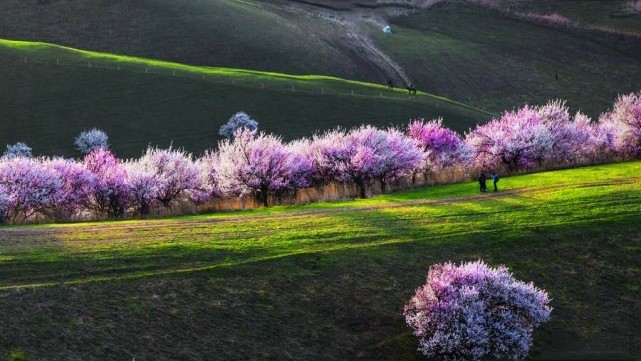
<box><xmin>273</xmin><ymin>1</ymin><xmax>416</xmax><ymax>86</ymax></box>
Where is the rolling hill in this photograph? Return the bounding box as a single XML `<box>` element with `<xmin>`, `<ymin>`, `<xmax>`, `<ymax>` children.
<box><xmin>0</xmin><ymin>39</ymin><xmax>490</xmax><ymax>158</ymax></box>
<box><xmin>371</xmin><ymin>1</ymin><xmax>641</xmax><ymax>115</ymax></box>
<box><xmin>0</xmin><ymin>161</ymin><xmax>639</xmax><ymax>360</ymax></box>
<box><xmin>1</xmin><ymin>0</ymin><xmax>640</xmax><ymax>117</ymax></box>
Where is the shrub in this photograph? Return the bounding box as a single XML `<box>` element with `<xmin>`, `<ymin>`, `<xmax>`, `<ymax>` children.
<box><xmin>404</xmin><ymin>260</ymin><xmax>551</xmax><ymax>361</ymax></box>
<box><xmin>75</xmin><ymin>128</ymin><xmax>109</xmax><ymax>155</ymax></box>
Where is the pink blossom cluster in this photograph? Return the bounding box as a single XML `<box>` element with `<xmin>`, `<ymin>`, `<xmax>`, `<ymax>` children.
<box><xmin>206</xmin><ymin>128</ymin><xmax>312</xmax><ymax>207</ymax></box>
<box><xmin>464</xmin><ymin>98</ymin><xmax>640</xmax><ymax>171</ymax></box>
<box><xmin>304</xmin><ymin>126</ymin><xmax>424</xmax><ymax>197</ymax></box>
<box><xmin>0</xmin><ymin>147</ymin><xmax>205</xmax><ymax>222</ymax></box>
<box><xmin>524</xmin><ymin>13</ymin><xmax>574</xmax><ymax>27</ymax></box>
<box><xmin>0</xmin><ymin>92</ymin><xmax>638</xmax><ymax>222</ymax></box>
<box><xmin>625</xmin><ymin>0</ymin><xmax>641</xmax><ymax>14</ymax></box>
<box><xmin>404</xmin><ymin>260</ymin><xmax>552</xmax><ymax>361</ymax></box>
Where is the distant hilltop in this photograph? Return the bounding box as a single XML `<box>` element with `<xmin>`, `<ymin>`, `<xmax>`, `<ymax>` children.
<box><xmin>282</xmin><ymin>0</ymin><xmax>430</xmax><ymax>10</ymax></box>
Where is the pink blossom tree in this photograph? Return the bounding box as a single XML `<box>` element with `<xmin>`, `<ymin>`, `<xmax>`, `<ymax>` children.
<box><xmin>211</xmin><ymin>128</ymin><xmax>309</xmax><ymax>207</ymax></box>
<box><xmin>598</xmin><ymin>92</ymin><xmax>641</xmax><ymax>158</ymax></box>
<box><xmin>306</xmin><ymin>126</ymin><xmax>424</xmax><ymax>196</ymax></box>
<box><xmin>370</xmin><ymin>127</ymin><xmax>425</xmax><ymax>192</ymax></box>
<box><xmin>0</xmin><ymin>157</ymin><xmax>65</xmax><ymax>223</ymax></box>
<box><xmin>305</xmin><ymin>129</ymin><xmax>350</xmax><ymax>187</ymax></box>
<box><xmin>404</xmin><ymin>260</ymin><xmax>552</xmax><ymax>361</ymax></box>
<box><xmin>44</xmin><ymin>157</ymin><xmax>96</xmax><ymax>221</ymax></box>
<box><xmin>83</xmin><ymin>148</ymin><xmax>130</xmax><ymax>218</ymax></box>
<box><xmin>199</xmin><ymin>151</ymin><xmax>222</xmax><ymax>202</ymax></box>
<box><xmin>465</xmin><ymin>101</ymin><xmax>594</xmax><ymax>171</ymax></box>
<box><xmin>285</xmin><ymin>138</ymin><xmax>314</xmax><ymax>191</ymax></box>
<box><xmin>124</xmin><ymin>160</ymin><xmax>160</xmax><ymax>215</ymax></box>
<box><xmin>407</xmin><ymin>118</ymin><xmax>463</xmax><ymax>180</ymax></box>
<box><xmin>465</xmin><ymin>105</ymin><xmax>551</xmax><ymax>171</ymax></box>
<box><xmin>136</xmin><ymin>147</ymin><xmax>204</xmax><ymax>207</ymax></box>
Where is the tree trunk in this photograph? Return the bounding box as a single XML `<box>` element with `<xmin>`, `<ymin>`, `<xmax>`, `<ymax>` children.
<box><xmin>259</xmin><ymin>185</ymin><xmax>270</xmax><ymax>207</ymax></box>
<box><xmin>357</xmin><ymin>180</ymin><xmax>367</xmax><ymax>199</ymax></box>
<box><xmin>379</xmin><ymin>178</ymin><xmax>387</xmax><ymax>193</ymax></box>
<box><xmin>140</xmin><ymin>200</ymin><xmax>150</xmax><ymax>216</ymax></box>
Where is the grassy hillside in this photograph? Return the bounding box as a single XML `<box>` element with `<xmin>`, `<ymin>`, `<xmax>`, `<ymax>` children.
<box><xmin>0</xmin><ymin>0</ymin><xmax>379</xmax><ymax>81</ymax></box>
<box><xmin>0</xmin><ymin>161</ymin><xmax>639</xmax><ymax>360</ymax></box>
<box><xmin>2</xmin><ymin>0</ymin><xmax>640</xmax><ymax>117</ymax></box>
<box><xmin>0</xmin><ymin>39</ymin><xmax>490</xmax><ymax>158</ymax></box>
<box><xmin>373</xmin><ymin>2</ymin><xmax>641</xmax><ymax>115</ymax></box>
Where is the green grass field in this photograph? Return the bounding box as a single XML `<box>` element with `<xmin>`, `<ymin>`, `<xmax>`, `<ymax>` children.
<box><xmin>373</xmin><ymin>2</ymin><xmax>641</xmax><ymax>115</ymax></box>
<box><xmin>0</xmin><ymin>161</ymin><xmax>639</xmax><ymax>360</ymax></box>
<box><xmin>0</xmin><ymin>39</ymin><xmax>490</xmax><ymax>158</ymax></box>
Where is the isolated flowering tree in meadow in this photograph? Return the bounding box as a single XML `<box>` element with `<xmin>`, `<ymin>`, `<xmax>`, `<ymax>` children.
<box><xmin>3</xmin><ymin>142</ymin><xmax>33</xmax><ymax>159</ymax></box>
<box><xmin>0</xmin><ymin>157</ymin><xmax>64</xmax><ymax>223</ymax></box>
<box><xmin>598</xmin><ymin>92</ymin><xmax>641</xmax><ymax>158</ymax></box>
<box><xmin>83</xmin><ymin>148</ymin><xmax>130</xmax><ymax>218</ymax></box>
<box><xmin>219</xmin><ymin>112</ymin><xmax>259</xmax><ymax>140</ymax></box>
<box><xmin>212</xmin><ymin>128</ymin><xmax>309</xmax><ymax>207</ymax></box>
<box><xmin>75</xmin><ymin>128</ymin><xmax>109</xmax><ymax>155</ymax></box>
<box><xmin>404</xmin><ymin>260</ymin><xmax>552</xmax><ymax>361</ymax></box>
<box><xmin>137</xmin><ymin>147</ymin><xmax>203</xmax><ymax>207</ymax></box>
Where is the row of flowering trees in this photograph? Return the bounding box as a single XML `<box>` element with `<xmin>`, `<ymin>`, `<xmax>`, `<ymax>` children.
<box><xmin>0</xmin><ymin>92</ymin><xmax>639</xmax><ymax>223</ymax></box>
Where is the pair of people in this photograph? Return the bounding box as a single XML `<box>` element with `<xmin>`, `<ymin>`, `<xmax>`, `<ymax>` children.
<box><xmin>479</xmin><ymin>172</ymin><xmax>499</xmax><ymax>192</ymax></box>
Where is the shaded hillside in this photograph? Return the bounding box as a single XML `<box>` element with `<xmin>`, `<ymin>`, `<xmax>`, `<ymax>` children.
<box><xmin>0</xmin><ymin>40</ymin><xmax>490</xmax><ymax>158</ymax></box>
<box><xmin>373</xmin><ymin>2</ymin><xmax>641</xmax><ymax>116</ymax></box>
<box><xmin>0</xmin><ymin>0</ymin><xmax>384</xmax><ymax>81</ymax></box>
<box><xmin>2</xmin><ymin>0</ymin><xmax>640</xmax><ymax>116</ymax></box>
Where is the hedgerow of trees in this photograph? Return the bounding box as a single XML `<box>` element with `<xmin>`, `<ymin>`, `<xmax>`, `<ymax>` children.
<box><xmin>0</xmin><ymin>91</ymin><xmax>639</xmax><ymax>223</ymax></box>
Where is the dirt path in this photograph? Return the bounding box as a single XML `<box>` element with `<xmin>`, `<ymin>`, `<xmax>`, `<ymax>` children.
<box><xmin>3</xmin><ymin>176</ymin><xmax>639</xmax><ymax>240</ymax></box>
<box><xmin>272</xmin><ymin>1</ymin><xmax>416</xmax><ymax>85</ymax></box>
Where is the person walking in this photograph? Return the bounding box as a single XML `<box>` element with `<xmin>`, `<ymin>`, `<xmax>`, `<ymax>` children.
<box><xmin>479</xmin><ymin>173</ymin><xmax>487</xmax><ymax>193</ymax></box>
<box><xmin>491</xmin><ymin>172</ymin><xmax>499</xmax><ymax>192</ymax></box>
